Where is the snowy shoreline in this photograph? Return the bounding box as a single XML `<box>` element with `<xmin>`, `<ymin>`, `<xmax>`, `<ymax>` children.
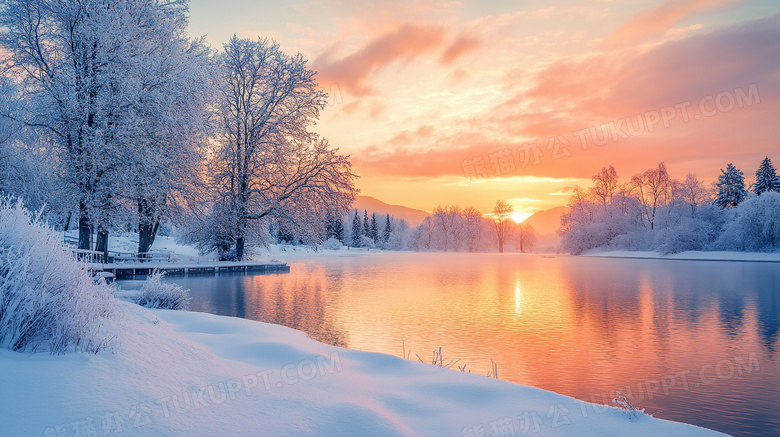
<box><xmin>582</xmin><ymin>250</ymin><xmax>780</xmax><ymax>263</ymax></box>
<box><xmin>1</xmin><ymin>301</ymin><xmax>726</xmax><ymax>436</ymax></box>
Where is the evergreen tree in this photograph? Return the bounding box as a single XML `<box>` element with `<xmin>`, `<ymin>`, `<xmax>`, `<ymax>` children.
<box><xmin>370</xmin><ymin>213</ymin><xmax>379</xmax><ymax>241</ymax></box>
<box><xmin>383</xmin><ymin>214</ymin><xmax>392</xmax><ymax>243</ymax></box>
<box><xmin>333</xmin><ymin>217</ymin><xmax>345</xmax><ymax>242</ymax></box>
<box><xmin>754</xmin><ymin>157</ymin><xmax>780</xmax><ymax>195</ymax></box>
<box><xmin>715</xmin><ymin>163</ymin><xmax>747</xmax><ymax>208</ymax></box>
<box><xmin>362</xmin><ymin>210</ymin><xmax>370</xmax><ymax>237</ymax></box>
<box><xmin>325</xmin><ymin>215</ymin><xmax>344</xmax><ymax>241</ymax></box>
<box><xmin>351</xmin><ymin>210</ymin><xmax>362</xmax><ymax>247</ymax></box>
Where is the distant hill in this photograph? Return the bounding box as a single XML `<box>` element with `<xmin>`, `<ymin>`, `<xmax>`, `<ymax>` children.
<box><xmin>525</xmin><ymin>206</ymin><xmax>567</xmax><ymax>235</ymax></box>
<box><xmin>353</xmin><ymin>196</ymin><xmax>430</xmax><ymax>226</ymax></box>
<box><xmin>525</xmin><ymin>206</ymin><xmax>568</xmax><ymax>253</ymax></box>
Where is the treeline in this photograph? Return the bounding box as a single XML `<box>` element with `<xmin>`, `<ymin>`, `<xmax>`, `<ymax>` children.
<box><xmin>321</xmin><ymin>202</ymin><xmax>537</xmax><ymax>253</ymax></box>
<box><xmin>0</xmin><ymin>0</ymin><xmax>356</xmax><ymax>261</ymax></box>
<box><xmin>560</xmin><ymin>157</ymin><xmax>780</xmax><ymax>254</ymax></box>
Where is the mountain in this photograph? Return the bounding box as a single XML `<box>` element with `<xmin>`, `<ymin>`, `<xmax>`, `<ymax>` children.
<box><xmin>352</xmin><ymin>196</ymin><xmax>430</xmax><ymax>226</ymax></box>
<box><xmin>525</xmin><ymin>206</ymin><xmax>567</xmax><ymax>235</ymax></box>
<box><xmin>524</xmin><ymin>206</ymin><xmax>568</xmax><ymax>253</ymax></box>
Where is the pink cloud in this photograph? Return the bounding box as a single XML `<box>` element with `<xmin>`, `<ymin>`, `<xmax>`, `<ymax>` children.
<box><xmin>439</xmin><ymin>34</ymin><xmax>482</xmax><ymax>65</ymax></box>
<box><xmin>312</xmin><ymin>24</ymin><xmax>444</xmax><ymax>96</ymax></box>
<box><xmin>352</xmin><ymin>14</ymin><xmax>780</xmax><ymax>182</ymax></box>
<box><xmin>606</xmin><ymin>0</ymin><xmax>744</xmax><ymax>46</ymax></box>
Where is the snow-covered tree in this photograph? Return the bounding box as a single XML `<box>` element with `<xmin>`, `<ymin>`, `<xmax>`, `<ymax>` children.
<box><xmin>715</xmin><ymin>163</ymin><xmax>747</xmax><ymax>208</ymax></box>
<box><xmin>718</xmin><ymin>192</ymin><xmax>780</xmax><ymax>251</ymax></box>
<box><xmin>370</xmin><ymin>213</ymin><xmax>379</xmax><ymax>241</ymax></box>
<box><xmin>128</xmin><ymin>34</ymin><xmax>213</xmax><ymax>256</ymax></box>
<box><xmin>362</xmin><ymin>210</ymin><xmax>371</xmax><ymax>238</ymax></box>
<box><xmin>754</xmin><ymin>157</ymin><xmax>780</xmax><ymax>196</ymax></box>
<box><xmin>592</xmin><ymin>165</ymin><xmax>619</xmax><ymax>207</ymax></box>
<box><xmin>516</xmin><ymin>222</ymin><xmax>536</xmax><ymax>253</ymax></box>
<box><xmin>325</xmin><ymin>215</ymin><xmax>344</xmax><ymax>242</ymax></box>
<box><xmin>673</xmin><ymin>173</ymin><xmax>711</xmax><ymax>215</ymax></box>
<box><xmin>431</xmin><ymin>205</ymin><xmax>464</xmax><ymax>251</ymax></box>
<box><xmin>350</xmin><ymin>210</ymin><xmax>362</xmax><ymax>247</ymax></box>
<box><xmin>382</xmin><ymin>214</ymin><xmax>392</xmax><ymax>243</ymax></box>
<box><xmin>631</xmin><ymin>162</ymin><xmax>671</xmax><ymax>230</ymax></box>
<box><xmin>210</xmin><ymin>36</ymin><xmax>356</xmax><ymax>259</ymax></box>
<box><xmin>0</xmin><ymin>0</ymin><xmax>199</xmax><ymax>253</ymax></box>
<box><xmin>492</xmin><ymin>200</ymin><xmax>513</xmax><ymax>253</ymax></box>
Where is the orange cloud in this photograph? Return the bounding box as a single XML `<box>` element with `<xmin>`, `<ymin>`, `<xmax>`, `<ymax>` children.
<box><xmin>312</xmin><ymin>24</ymin><xmax>444</xmax><ymax>96</ymax></box>
<box><xmin>353</xmin><ymin>14</ymin><xmax>780</xmax><ymax>182</ymax></box>
<box><xmin>439</xmin><ymin>34</ymin><xmax>482</xmax><ymax>65</ymax></box>
<box><xmin>606</xmin><ymin>0</ymin><xmax>743</xmax><ymax>46</ymax></box>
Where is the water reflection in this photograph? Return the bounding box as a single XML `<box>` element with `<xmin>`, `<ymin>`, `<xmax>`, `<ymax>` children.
<box><xmin>141</xmin><ymin>253</ymin><xmax>780</xmax><ymax>436</ymax></box>
<box><xmin>161</xmin><ymin>271</ymin><xmax>350</xmax><ymax>347</ymax></box>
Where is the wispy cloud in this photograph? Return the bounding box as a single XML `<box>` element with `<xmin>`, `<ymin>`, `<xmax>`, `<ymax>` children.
<box><xmin>439</xmin><ymin>34</ymin><xmax>482</xmax><ymax>65</ymax></box>
<box><xmin>312</xmin><ymin>24</ymin><xmax>444</xmax><ymax>96</ymax></box>
<box><xmin>606</xmin><ymin>0</ymin><xmax>744</xmax><ymax>46</ymax></box>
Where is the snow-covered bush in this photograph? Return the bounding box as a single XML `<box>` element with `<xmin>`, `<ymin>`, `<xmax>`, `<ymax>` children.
<box><xmin>321</xmin><ymin>237</ymin><xmax>343</xmax><ymax>250</ymax></box>
<box><xmin>359</xmin><ymin>235</ymin><xmax>375</xmax><ymax>249</ymax></box>
<box><xmin>129</xmin><ymin>270</ymin><xmax>190</xmax><ymax>310</ymax></box>
<box><xmin>0</xmin><ymin>197</ymin><xmax>114</xmax><ymax>354</ymax></box>
<box><xmin>717</xmin><ymin>192</ymin><xmax>780</xmax><ymax>251</ymax></box>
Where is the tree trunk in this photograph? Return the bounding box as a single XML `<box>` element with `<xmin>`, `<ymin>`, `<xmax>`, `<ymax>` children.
<box><xmin>95</xmin><ymin>225</ymin><xmax>109</xmax><ymax>262</ymax></box>
<box><xmin>235</xmin><ymin>236</ymin><xmax>245</xmax><ymax>261</ymax></box>
<box><xmin>138</xmin><ymin>222</ymin><xmax>154</xmax><ymax>259</ymax></box>
<box><xmin>137</xmin><ymin>197</ymin><xmax>161</xmax><ymax>259</ymax></box>
<box><xmin>78</xmin><ymin>203</ymin><xmax>92</xmax><ymax>252</ymax></box>
<box><xmin>63</xmin><ymin>211</ymin><xmax>72</xmax><ymax>232</ymax></box>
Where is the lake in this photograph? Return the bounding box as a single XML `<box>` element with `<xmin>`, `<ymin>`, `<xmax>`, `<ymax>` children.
<box><xmin>120</xmin><ymin>253</ymin><xmax>780</xmax><ymax>436</ymax></box>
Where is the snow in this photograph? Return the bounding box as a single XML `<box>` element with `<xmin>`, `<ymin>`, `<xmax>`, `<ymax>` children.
<box><xmin>583</xmin><ymin>249</ymin><xmax>780</xmax><ymax>262</ymax></box>
<box><xmin>1</xmin><ymin>300</ymin><xmax>726</xmax><ymax>436</ymax></box>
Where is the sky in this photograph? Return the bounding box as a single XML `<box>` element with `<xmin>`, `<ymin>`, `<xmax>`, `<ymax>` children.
<box><xmin>187</xmin><ymin>0</ymin><xmax>780</xmax><ymax>216</ymax></box>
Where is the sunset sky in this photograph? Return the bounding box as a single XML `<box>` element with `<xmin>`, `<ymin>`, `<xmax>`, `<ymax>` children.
<box><xmin>188</xmin><ymin>0</ymin><xmax>780</xmax><ymax>216</ymax></box>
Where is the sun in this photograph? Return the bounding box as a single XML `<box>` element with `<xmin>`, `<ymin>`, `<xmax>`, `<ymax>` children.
<box><xmin>511</xmin><ymin>212</ymin><xmax>534</xmax><ymax>223</ymax></box>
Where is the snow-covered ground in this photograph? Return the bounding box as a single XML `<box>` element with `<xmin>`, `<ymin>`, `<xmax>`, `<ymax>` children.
<box><xmin>1</xmin><ymin>300</ymin><xmax>725</xmax><ymax>436</ymax></box>
<box><xmin>583</xmin><ymin>249</ymin><xmax>780</xmax><ymax>262</ymax></box>
<box><xmin>66</xmin><ymin>231</ymin><xmax>380</xmax><ymax>263</ymax></box>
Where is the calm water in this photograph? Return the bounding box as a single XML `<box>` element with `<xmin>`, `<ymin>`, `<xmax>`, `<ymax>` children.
<box><xmin>122</xmin><ymin>253</ymin><xmax>780</xmax><ymax>436</ymax></box>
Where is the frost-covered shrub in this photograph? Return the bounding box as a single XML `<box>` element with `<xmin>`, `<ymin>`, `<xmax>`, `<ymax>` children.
<box><xmin>561</xmin><ymin>201</ymin><xmax>641</xmax><ymax>255</ymax></box>
<box><xmin>717</xmin><ymin>192</ymin><xmax>780</xmax><ymax>251</ymax></box>
<box><xmin>656</xmin><ymin>218</ymin><xmax>715</xmax><ymax>254</ymax></box>
<box><xmin>321</xmin><ymin>237</ymin><xmax>343</xmax><ymax>250</ymax></box>
<box><xmin>359</xmin><ymin>235</ymin><xmax>375</xmax><ymax>249</ymax></box>
<box><xmin>0</xmin><ymin>198</ymin><xmax>114</xmax><ymax>354</ymax></box>
<box><xmin>130</xmin><ymin>270</ymin><xmax>190</xmax><ymax>310</ymax></box>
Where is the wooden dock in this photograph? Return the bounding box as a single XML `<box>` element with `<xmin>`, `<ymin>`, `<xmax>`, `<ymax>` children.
<box><xmin>91</xmin><ymin>261</ymin><xmax>290</xmax><ymax>279</ymax></box>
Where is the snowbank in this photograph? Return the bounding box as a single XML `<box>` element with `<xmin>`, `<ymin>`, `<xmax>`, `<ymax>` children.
<box><xmin>583</xmin><ymin>249</ymin><xmax>780</xmax><ymax>263</ymax></box>
<box><xmin>0</xmin><ymin>301</ymin><xmax>725</xmax><ymax>436</ymax></box>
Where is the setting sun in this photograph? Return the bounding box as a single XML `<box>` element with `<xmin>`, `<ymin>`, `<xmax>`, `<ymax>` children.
<box><xmin>511</xmin><ymin>212</ymin><xmax>534</xmax><ymax>223</ymax></box>
<box><xmin>0</xmin><ymin>1</ymin><xmax>777</xmax><ymax>436</ymax></box>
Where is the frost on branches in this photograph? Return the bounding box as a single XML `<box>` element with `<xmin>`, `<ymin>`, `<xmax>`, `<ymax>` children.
<box><xmin>0</xmin><ymin>198</ymin><xmax>114</xmax><ymax>354</ymax></box>
<box><xmin>203</xmin><ymin>36</ymin><xmax>356</xmax><ymax>260</ymax></box>
<box><xmin>714</xmin><ymin>163</ymin><xmax>747</xmax><ymax>209</ymax></box>
<box><xmin>754</xmin><ymin>157</ymin><xmax>780</xmax><ymax>196</ymax></box>
<box><xmin>0</xmin><ymin>0</ymin><xmax>212</xmax><ymax>255</ymax></box>
<box><xmin>559</xmin><ymin>160</ymin><xmax>780</xmax><ymax>254</ymax></box>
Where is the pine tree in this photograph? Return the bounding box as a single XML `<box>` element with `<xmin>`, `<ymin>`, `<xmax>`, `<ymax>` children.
<box><xmin>370</xmin><ymin>213</ymin><xmax>379</xmax><ymax>241</ymax></box>
<box><xmin>715</xmin><ymin>163</ymin><xmax>747</xmax><ymax>208</ymax></box>
<box><xmin>754</xmin><ymin>157</ymin><xmax>780</xmax><ymax>195</ymax></box>
<box><xmin>325</xmin><ymin>215</ymin><xmax>344</xmax><ymax>241</ymax></box>
<box><xmin>362</xmin><ymin>210</ymin><xmax>370</xmax><ymax>237</ymax></box>
<box><xmin>351</xmin><ymin>210</ymin><xmax>362</xmax><ymax>247</ymax></box>
<box><xmin>333</xmin><ymin>218</ymin><xmax>344</xmax><ymax>242</ymax></box>
<box><xmin>383</xmin><ymin>214</ymin><xmax>392</xmax><ymax>243</ymax></box>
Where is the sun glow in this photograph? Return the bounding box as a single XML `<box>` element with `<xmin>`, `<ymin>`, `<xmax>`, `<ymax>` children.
<box><xmin>511</xmin><ymin>212</ymin><xmax>534</xmax><ymax>223</ymax></box>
